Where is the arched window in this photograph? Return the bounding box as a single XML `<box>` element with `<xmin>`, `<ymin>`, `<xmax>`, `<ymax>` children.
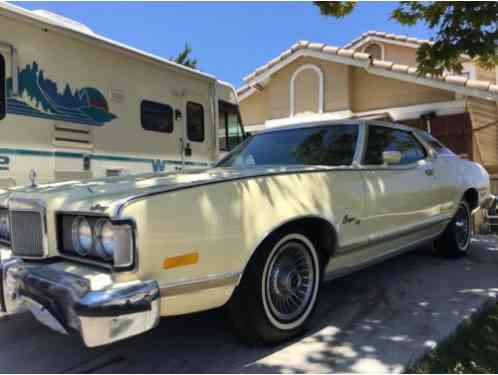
<box><xmin>364</xmin><ymin>43</ymin><xmax>383</xmax><ymax>60</ymax></box>
<box><xmin>289</xmin><ymin>64</ymin><xmax>324</xmax><ymax>117</ymax></box>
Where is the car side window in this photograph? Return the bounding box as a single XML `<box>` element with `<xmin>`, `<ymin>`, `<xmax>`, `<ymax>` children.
<box><xmin>364</xmin><ymin>126</ymin><xmax>426</xmax><ymax>165</ymax></box>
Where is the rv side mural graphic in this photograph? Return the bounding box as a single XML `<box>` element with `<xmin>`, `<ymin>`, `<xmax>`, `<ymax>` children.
<box><xmin>6</xmin><ymin>62</ymin><xmax>117</xmax><ymax>126</ymax></box>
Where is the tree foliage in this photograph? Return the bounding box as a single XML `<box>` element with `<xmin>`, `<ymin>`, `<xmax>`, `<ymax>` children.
<box><xmin>313</xmin><ymin>2</ymin><xmax>498</xmax><ymax>76</ymax></box>
<box><xmin>172</xmin><ymin>43</ymin><xmax>198</xmax><ymax>69</ymax></box>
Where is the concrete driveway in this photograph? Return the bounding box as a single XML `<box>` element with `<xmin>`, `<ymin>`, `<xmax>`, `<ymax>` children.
<box><xmin>1</xmin><ymin>236</ymin><xmax>498</xmax><ymax>373</ymax></box>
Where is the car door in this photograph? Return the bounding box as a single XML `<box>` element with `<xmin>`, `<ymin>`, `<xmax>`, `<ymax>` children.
<box><xmin>359</xmin><ymin>124</ymin><xmax>443</xmax><ymax>253</ymax></box>
<box><xmin>414</xmin><ymin>130</ymin><xmax>461</xmax><ymax>217</ymax></box>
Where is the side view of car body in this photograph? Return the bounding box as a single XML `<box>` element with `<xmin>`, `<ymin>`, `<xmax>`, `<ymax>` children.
<box><xmin>0</xmin><ymin>120</ymin><xmax>493</xmax><ymax>347</ymax></box>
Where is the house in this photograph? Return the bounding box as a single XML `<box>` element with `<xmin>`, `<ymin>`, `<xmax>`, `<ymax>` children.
<box><xmin>238</xmin><ymin>31</ymin><xmax>498</xmax><ymax>190</ymax></box>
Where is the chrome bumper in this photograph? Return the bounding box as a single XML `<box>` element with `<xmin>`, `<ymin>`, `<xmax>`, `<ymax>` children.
<box><xmin>0</xmin><ymin>257</ymin><xmax>160</xmax><ymax>347</ymax></box>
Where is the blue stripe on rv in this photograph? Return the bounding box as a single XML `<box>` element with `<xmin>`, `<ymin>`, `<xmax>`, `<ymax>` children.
<box><xmin>0</xmin><ymin>148</ymin><xmax>210</xmax><ymax>170</ymax></box>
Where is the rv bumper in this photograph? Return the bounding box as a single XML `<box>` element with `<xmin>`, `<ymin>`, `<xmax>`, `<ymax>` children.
<box><xmin>0</xmin><ymin>257</ymin><xmax>160</xmax><ymax>347</ymax></box>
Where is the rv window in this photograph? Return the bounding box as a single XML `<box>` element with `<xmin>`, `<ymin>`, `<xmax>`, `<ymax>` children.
<box><xmin>187</xmin><ymin>102</ymin><xmax>204</xmax><ymax>142</ymax></box>
<box><xmin>0</xmin><ymin>54</ymin><xmax>5</xmax><ymax>120</ymax></box>
<box><xmin>141</xmin><ymin>100</ymin><xmax>173</xmax><ymax>133</ymax></box>
<box><xmin>219</xmin><ymin>101</ymin><xmax>244</xmax><ymax>152</ymax></box>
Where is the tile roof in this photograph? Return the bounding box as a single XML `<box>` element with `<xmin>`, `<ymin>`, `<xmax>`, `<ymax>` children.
<box><xmin>238</xmin><ymin>40</ymin><xmax>497</xmax><ymax>101</ymax></box>
<box><xmin>342</xmin><ymin>30</ymin><xmax>432</xmax><ymax>49</ymax></box>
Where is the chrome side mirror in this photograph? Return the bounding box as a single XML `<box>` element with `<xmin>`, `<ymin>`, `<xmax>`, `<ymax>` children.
<box><xmin>382</xmin><ymin>151</ymin><xmax>402</xmax><ymax>165</ymax></box>
<box><xmin>428</xmin><ymin>148</ymin><xmax>438</xmax><ymax>160</ymax></box>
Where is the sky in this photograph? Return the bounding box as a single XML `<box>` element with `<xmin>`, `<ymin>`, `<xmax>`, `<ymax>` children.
<box><xmin>13</xmin><ymin>1</ymin><xmax>433</xmax><ymax>88</ymax></box>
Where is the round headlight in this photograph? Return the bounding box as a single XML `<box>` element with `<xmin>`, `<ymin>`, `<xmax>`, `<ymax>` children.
<box><xmin>95</xmin><ymin>219</ymin><xmax>115</xmax><ymax>260</ymax></box>
<box><xmin>71</xmin><ymin>216</ymin><xmax>93</xmax><ymax>256</ymax></box>
<box><xmin>0</xmin><ymin>211</ymin><xmax>10</xmax><ymax>241</ymax></box>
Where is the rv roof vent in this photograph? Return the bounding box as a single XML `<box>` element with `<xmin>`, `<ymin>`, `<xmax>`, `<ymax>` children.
<box><xmin>32</xmin><ymin>10</ymin><xmax>94</xmax><ymax>35</ymax></box>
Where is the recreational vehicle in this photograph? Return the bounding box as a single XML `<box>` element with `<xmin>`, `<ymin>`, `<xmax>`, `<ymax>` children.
<box><xmin>0</xmin><ymin>3</ymin><xmax>245</xmax><ymax>189</ymax></box>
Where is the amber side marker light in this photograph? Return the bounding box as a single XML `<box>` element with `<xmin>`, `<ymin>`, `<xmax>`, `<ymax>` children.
<box><xmin>163</xmin><ymin>252</ymin><xmax>199</xmax><ymax>269</ymax></box>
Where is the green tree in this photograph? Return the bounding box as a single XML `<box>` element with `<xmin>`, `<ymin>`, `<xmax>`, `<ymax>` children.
<box><xmin>313</xmin><ymin>2</ymin><xmax>498</xmax><ymax>76</ymax></box>
<box><xmin>172</xmin><ymin>43</ymin><xmax>198</xmax><ymax>69</ymax></box>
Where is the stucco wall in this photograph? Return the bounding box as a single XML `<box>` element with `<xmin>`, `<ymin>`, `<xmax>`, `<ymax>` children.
<box><xmin>240</xmin><ymin>56</ymin><xmax>350</xmax><ymax>125</ymax></box>
<box><xmin>239</xmin><ymin>89</ymin><xmax>269</xmax><ymax>126</ymax></box>
<box><xmin>351</xmin><ymin>67</ymin><xmax>454</xmax><ymax>112</ymax></box>
<box><xmin>383</xmin><ymin>44</ymin><xmax>418</xmax><ymax>66</ymax></box>
<box><xmin>240</xmin><ymin>53</ymin><xmax>458</xmax><ymax>126</ymax></box>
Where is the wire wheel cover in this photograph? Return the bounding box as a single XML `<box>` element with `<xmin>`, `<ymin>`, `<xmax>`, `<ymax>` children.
<box><xmin>265</xmin><ymin>240</ymin><xmax>315</xmax><ymax>322</ymax></box>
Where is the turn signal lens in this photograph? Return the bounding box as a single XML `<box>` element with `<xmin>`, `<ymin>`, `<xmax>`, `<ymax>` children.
<box><xmin>163</xmin><ymin>252</ymin><xmax>199</xmax><ymax>269</ymax></box>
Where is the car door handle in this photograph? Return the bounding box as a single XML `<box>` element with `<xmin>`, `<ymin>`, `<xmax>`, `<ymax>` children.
<box><xmin>425</xmin><ymin>169</ymin><xmax>435</xmax><ymax>176</ymax></box>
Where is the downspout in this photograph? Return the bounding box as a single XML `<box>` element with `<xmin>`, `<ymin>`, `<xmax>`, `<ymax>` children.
<box><xmin>0</xmin><ymin>41</ymin><xmax>18</xmax><ymax>96</ymax></box>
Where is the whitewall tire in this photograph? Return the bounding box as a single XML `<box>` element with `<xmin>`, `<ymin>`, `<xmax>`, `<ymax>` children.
<box><xmin>228</xmin><ymin>230</ymin><xmax>322</xmax><ymax>344</ymax></box>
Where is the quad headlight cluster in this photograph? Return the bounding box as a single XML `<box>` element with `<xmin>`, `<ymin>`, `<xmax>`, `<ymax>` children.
<box><xmin>60</xmin><ymin>214</ymin><xmax>135</xmax><ymax>269</ymax></box>
<box><xmin>0</xmin><ymin>208</ymin><xmax>11</xmax><ymax>244</ymax></box>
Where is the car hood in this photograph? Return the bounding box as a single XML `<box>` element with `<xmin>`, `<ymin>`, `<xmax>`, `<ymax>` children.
<box><xmin>0</xmin><ymin>165</ymin><xmax>330</xmax><ymax>216</ymax></box>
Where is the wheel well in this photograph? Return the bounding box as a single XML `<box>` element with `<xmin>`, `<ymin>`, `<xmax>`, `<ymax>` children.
<box><xmin>463</xmin><ymin>188</ymin><xmax>479</xmax><ymax>211</ymax></box>
<box><xmin>255</xmin><ymin>217</ymin><xmax>337</xmax><ymax>267</ymax></box>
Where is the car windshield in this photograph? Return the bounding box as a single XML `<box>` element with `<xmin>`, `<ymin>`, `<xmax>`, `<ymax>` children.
<box><xmin>217</xmin><ymin>124</ymin><xmax>359</xmax><ymax>168</ymax></box>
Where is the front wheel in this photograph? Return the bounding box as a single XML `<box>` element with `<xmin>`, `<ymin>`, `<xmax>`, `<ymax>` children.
<box><xmin>435</xmin><ymin>200</ymin><xmax>472</xmax><ymax>257</ymax></box>
<box><xmin>228</xmin><ymin>232</ymin><xmax>322</xmax><ymax>345</ymax></box>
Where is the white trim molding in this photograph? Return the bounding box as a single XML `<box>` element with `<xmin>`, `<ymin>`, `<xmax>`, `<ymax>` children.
<box><xmin>290</xmin><ymin>63</ymin><xmax>324</xmax><ymax>117</ymax></box>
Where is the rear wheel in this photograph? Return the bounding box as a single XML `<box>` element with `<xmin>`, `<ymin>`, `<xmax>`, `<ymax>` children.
<box><xmin>435</xmin><ymin>200</ymin><xmax>472</xmax><ymax>257</ymax></box>
<box><xmin>228</xmin><ymin>232</ymin><xmax>322</xmax><ymax>345</ymax></box>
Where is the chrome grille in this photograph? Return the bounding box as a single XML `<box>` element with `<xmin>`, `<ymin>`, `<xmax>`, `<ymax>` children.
<box><xmin>11</xmin><ymin>211</ymin><xmax>44</xmax><ymax>257</ymax></box>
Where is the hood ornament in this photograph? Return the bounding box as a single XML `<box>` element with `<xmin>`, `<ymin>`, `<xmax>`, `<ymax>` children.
<box><xmin>28</xmin><ymin>169</ymin><xmax>37</xmax><ymax>188</ymax></box>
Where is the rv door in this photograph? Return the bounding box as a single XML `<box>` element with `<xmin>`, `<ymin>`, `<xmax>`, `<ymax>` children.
<box><xmin>180</xmin><ymin>93</ymin><xmax>212</xmax><ymax>168</ymax></box>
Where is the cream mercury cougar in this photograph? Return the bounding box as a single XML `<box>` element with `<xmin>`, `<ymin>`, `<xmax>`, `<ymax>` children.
<box><xmin>0</xmin><ymin>120</ymin><xmax>493</xmax><ymax>347</ymax></box>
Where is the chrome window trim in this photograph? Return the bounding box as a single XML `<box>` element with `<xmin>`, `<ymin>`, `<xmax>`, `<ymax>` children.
<box><xmin>7</xmin><ymin>198</ymin><xmax>48</xmax><ymax>258</ymax></box>
<box><xmin>353</xmin><ymin>122</ymin><xmax>367</xmax><ymax>166</ymax></box>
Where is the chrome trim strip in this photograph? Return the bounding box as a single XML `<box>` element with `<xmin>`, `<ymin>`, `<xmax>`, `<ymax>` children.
<box><xmin>325</xmin><ymin>232</ymin><xmax>439</xmax><ymax>282</ymax></box>
<box><xmin>353</xmin><ymin>122</ymin><xmax>367</xmax><ymax>166</ymax></box>
<box><xmin>339</xmin><ymin>214</ymin><xmax>451</xmax><ymax>254</ymax></box>
<box><xmin>159</xmin><ymin>271</ymin><xmax>241</xmax><ymax>297</ymax></box>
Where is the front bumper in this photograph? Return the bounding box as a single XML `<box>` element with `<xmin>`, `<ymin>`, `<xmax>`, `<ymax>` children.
<box><xmin>0</xmin><ymin>257</ymin><xmax>160</xmax><ymax>347</ymax></box>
